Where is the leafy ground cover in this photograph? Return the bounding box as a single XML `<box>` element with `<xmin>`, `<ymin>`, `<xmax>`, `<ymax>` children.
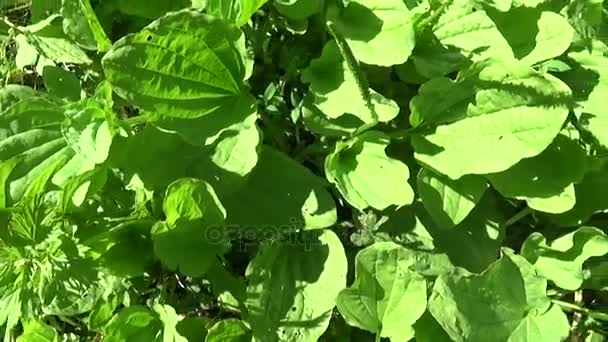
<box><xmin>0</xmin><ymin>0</ymin><xmax>607</xmax><ymax>341</ymax></box>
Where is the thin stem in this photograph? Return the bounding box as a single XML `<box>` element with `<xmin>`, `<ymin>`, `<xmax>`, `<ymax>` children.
<box><xmin>122</xmin><ymin>115</ymin><xmax>148</xmax><ymax>127</ymax></box>
<box><xmin>505</xmin><ymin>207</ymin><xmax>531</xmax><ymax>227</ymax></box>
<box><xmin>552</xmin><ymin>299</ymin><xmax>589</xmax><ymax>314</ymax></box>
<box><xmin>375</xmin><ymin>332</ymin><xmax>382</xmax><ymax>342</ymax></box>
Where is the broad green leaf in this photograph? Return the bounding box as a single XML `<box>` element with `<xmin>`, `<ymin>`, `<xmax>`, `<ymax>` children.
<box><xmin>375</xmin><ymin>207</ymin><xmax>455</xmax><ymax>277</ymax></box>
<box><xmin>411</xmin><ymin>58</ymin><xmax>571</xmax><ymax>179</ymax></box>
<box><xmin>222</xmin><ymin>146</ymin><xmax>337</xmax><ymax>231</ymax></box>
<box><xmin>16</xmin><ymin>16</ymin><xmax>92</xmax><ymax>71</ymax></box>
<box><xmin>336</xmin><ymin>242</ymin><xmax>427</xmax><ymax>341</ymax></box>
<box><xmin>486</xmin><ymin>8</ymin><xmax>574</xmax><ymax>66</ymax></box>
<box><xmin>61</xmin><ymin>99</ymin><xmax>115</xmax><ymax>173</ymax></box>
<box><xmin>546</xmin><ymin>166</ymin><xmax>608</xmax><ymax>226</ymax></box>
<box><xmin>331</xmin><ymin>0</ymin><xmax>420</xmax><ymax>66</ymax></box>
<box><xmin>411</xmin><ymin>0</ymin><xmax>512</xmax><ymax>77</ymax></box>
<box><xmin>325</xmin><ymin>131</ymin><xmax>414</xmax><ymax>211</ymax></box>
<box><xmin>428</xmin><ymin>252</ymin><xmax>567</xmax><ymax>342</ymax></box>
<box><xmin>61</xmin><ymin>0</ymin><xmax>112</xmax><ymax>51</ymax></box>
<box><xmin>507</xmin><ymin>304</ymin><xmax>570</xmax><ymax>342</ymax></box>
<box><xmin>109</xmin><ymin>126</ymin><xmax>199</xmax><ymax>189</ymax></box>
<box><xmin>417</xmin><ymin>168</ymin><xmax>488</xmax><ymax>228</ymax></box>
<box><xmin>41</xmin><ymin>66</ymin><xmax>81</xmax><ymax>101</ymax></box>
<box><xmin>153</xmin><ymin>304</ymin><xmax>189</xmax><ymax>342</ymax></box>
<box><xmin>31</xmin><ymin>0</ymin><xmax>62</xmax><ymax>23</ymax></box>
<box><xmin>487</xmin><ymin>133</ymin><xmax>586</xmax><ymax>213</ymax></box>
<box><xmin>207</xmin><ymin>0</ymin><xmax>269</xmax><ymax>26</ymax></box>
<box><xmin>106</xmin><ymin>0</ymin><xmax>192</xmax><ymax>19</ymax></box>
<box><xmin>521</xmin><ymin>227</ymin><xmax>608</xmax><ymax>290</ymax></box>
<box><xmin>245</xmin><ymin>230</ymin><xmax>347</xmax><ymax>342</ymax></box>
<box><xmin>206</xmin><ymin>319</ymin><xmax>251</xmax><ymax>342</ymax></box>
<box><xmin>273</xmin><ymin>0</ymin><xmax>323</xmax><ymax>20</ymax></box>
<box><xmin>105</xmin><ymin>306</ymin><xmax>163</xmax><ymax>342</ymax></box>
<box><xmin>152</xmin><ymin>178</ymin><xmax>228</xmax><ymax>277</ymax></box>
<box><xmin>0</xmin><ymin>86</ymin><xmax>76</xmax><ymax>204</ymax></box>
<box><xmin>301</xmin><ymin>101</ymin><xmax>363</xmax><ymax>137</ymax></box>
<box><xmin>302</xmin><ymin>41</ymin><xmax>399</xmax><ymax>123</ymax></box>
<box><xmin>102</xmin><ymin>10</ymin><xmax>252</xmax><ymax>120</ymax></box>
<box><xmin>155</xmin><ymin>95</ymin><xmax>261</xmax><ymax>184</ymax></box>
<box><xmin>0</xmin><ymin>288</ymin><xmax>21</xmax><ymax>342</ymax></box>
<box><xmin>17</xmin><ymin>321</ymin><xmax>57</xmax><ymax>342</ymax></box>
<box><xmin>562</xmin><ymin>41</ymin><xmax>608</xmax><ymax>149</ymax></box>
<box><xmin>413</xmin><ymin>311</ymin><xmax>452</xmax><ymax>342</ymax></box>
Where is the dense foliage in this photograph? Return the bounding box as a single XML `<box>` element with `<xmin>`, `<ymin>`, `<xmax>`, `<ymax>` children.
<box><xmin>0</xmin><ymin>0</ymin><xmax>607</xmax><ymax>341</ymax></box>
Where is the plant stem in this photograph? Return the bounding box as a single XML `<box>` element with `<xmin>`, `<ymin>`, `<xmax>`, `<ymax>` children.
<box><xmin>553</xmin><ymin>299</ymin><xmax>589</xmax><ymax>314</ymax></box>
<box><xmin>505</xmin><ymin>207</ymin><xmax>531</xmax><ymax>227</ymax></box>
<box><xmin>375</xmin><ymin>332</ymin><xmax>381</xmax><ymax>342</ymax></box>
<box><xmin>122</xmin><ymin>115</ymin><xmax>148</xmax><ymax>126</ymax></box>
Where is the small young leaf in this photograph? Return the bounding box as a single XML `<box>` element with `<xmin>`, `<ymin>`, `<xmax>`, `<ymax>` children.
<box><xmin>325</xmin><ymin>131</ymin><xmax>414</xmax><ymax>211</ymax></box>
<box><xmin>336</xmin><ymin>242</ymin><xmax>427</xmax><ymax>341</ymax></box>
<box><xmin>417</xmin><ymin>168</ymin><xmax>488</xmax><ymax>228</ymax></box>
<box><xmin>152</xmin><ymin>178</ymin><xmax>228</xmax><ymax>277</ymax></box>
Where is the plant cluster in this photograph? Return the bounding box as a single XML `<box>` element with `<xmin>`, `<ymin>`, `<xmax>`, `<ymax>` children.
<box><xmin>0</xmin><ymin>0</ymin><xmax>607</xmax><ymax>341</ymax></box>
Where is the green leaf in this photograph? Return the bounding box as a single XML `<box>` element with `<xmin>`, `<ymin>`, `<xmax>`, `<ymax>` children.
<box><xmin>411</xmin><ymin>0</ymin><xmax>512</xmax><ymax>77</ymax></box>
<box><xmin>0</xmin><ymin>86</ymin><xmax>75</xmax><ymax>204</ymax></box>
<box><xmin>152</xmin><ymin>178</ymin><xmax>228</xmax><ymax>277</ymax></box>
<box><xmin>417</xmin><ymin>168</ymin><xmax>488</xmax><ymax>228</ymax></box>
<box><xmin>205</xmin><ymin>319</ymin><xmax>251</xmax><ymax>342</ymax></box>
<box><xmin>41</xmin><ymin>66</ymin><xmax>82</xmax><ymax>101</ymax></box>
<box><xmin>486</xmin><ymin>133</ymin><xmax>587</xmax><ymax>213</ymax></box>
<box><xmin>102</xmin><ymin>10</ymin><xmax>251</xmax><ymax>120</ymax></box>
<box><xmin>561</xmin><ymin>41</ymin><xmax>608</xmax><ymax>149</ymax></box>
<box><xmin>61</xmin><ymin>99</ymin><xmax>116</xmax><ymax>173</ymax></box>
<box><xmin>245</xmin><ymin>230</ymin><xmax>347</xmax><ymax>342</ymax></box>
<box><xmin>17</xmin><ymin>320</ymin><xmax>57</xmax><ymax>342</ymax></box>
<box><xmin>487</xmin><ymin>8</ymin><xmax>575</xmax><ymax>66</ymax></box>
<box><xmin>507</xmin><ymin>304</ymin><xmax>570</xmax><ymax>342</ymax></box>
<box><xmin>325</xmin><ymin>131</ymin><xmax>414</xmax><ymax>211</ymax></box>
<box><xmin>104</xmin><ymin>306</ymin><xmax>163</xmax><ymax>342</ymax></box>
<box><xmin>411</xmin><ymin>58</ymin><xmax>571</xmax><ymax>179</ymax></box>
<box><xmin>301</xmin><ymin>101</ymin><xmax>363</xmax><ymax>137</ymax></box>
<box><xmin>61</xmin><ymin>0</ymin><xmax>112</xmax><ymax>51</ymax></box>
<box><xmin>331</xmin><ymin>0</ymin><xmax>420</xmax><ymax>66</ymax></box>
<box><xmin>521</xmin><ymin>227</ymin><xmax>608</xmax><ymax>290</ymax></box>
<box><xmin>302</xmin><ymin>41</ymin><xmax>399</xmax><ymax>124</ymax></box>
<box><xmin>428</xmin><ymin>251</ymin><xmax>567</xmax><ymax>342</ymax></box>
<box><xmin>31</xmin><ymin>0</ymin><xmax>62</xmax><ymax>23</ymax></box>
<box><xmin>546</xmin><ymin>166</ymin><xmax>608</xmax><ymax>226</ymax></box>
<box><xmin>107</xmin><ymin>0</ymin><xmax>193</xmax><ymax>19</ymax></box>
<box><xmin>207</xmin><ymin>0</ymin><xmax>269</xmax><ymax>26</ymax></box>
<box><xmin>222</xmin><ymin>146</ymin><xmax>337</xmax><ymax>231</ymax></box>
<box><xmin>16</xmin><ymin>16</ymin><xmax>92</xmax><ymax>71</ymax></box>
<box><xmin>273</xmin><ymin>0</ymin><xmax>323</xmax><ymax>20</ymax></box>
<box><xmin>153</xmin><ymin>304</ymin><xmax>189</xmax><ymax>342</ymax></box>
<box><xmin>109</xmin><ymin>126</ymin><xmax>198</xmax><ymax>189</ymax></box>
<box><xmin>413</xmin><ymin>311</ymin><xmax>452</xmax><ymax>342</ymax></box>
<box><xmin>336</xmin><ymin>242</ymin><xmax>427</xmax><ymax>341</ymax></box>
<box><xmin>176</xmin><ymin>317</ymin><xmax>209</xmax><ymax>341</ymax></box>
